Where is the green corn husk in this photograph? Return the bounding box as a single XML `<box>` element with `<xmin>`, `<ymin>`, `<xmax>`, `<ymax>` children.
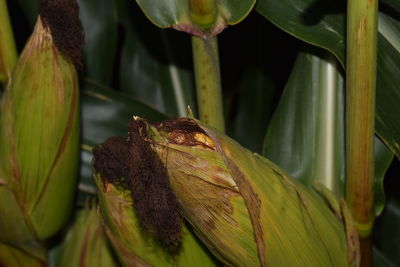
<box><xmin>0</xmin><ymin>0</ymin><xmax>18</xmax><ymax>85</ymax></box>
<box><xmin>0</xmin><ymin>242</ymin><xmax>46</xmax><ymax>267</ymax></box>
<box><xmin>94</xmin><ymin>117</ymin><xmax>359</xmax><ymax>267</ymax></box>
<box><xmin>93</xmin><ymin>173</ymin><xmax>217</xmax><ymax>267</ymax></box>
<box><xmin>153</xmin><ymin>118</ymin><xmax>359</xmax><ymax>266</ymax></box>
<box><xmin>54</xmin><ymin>202</ymin><xmax>119</xmax><ymax>267</ymax></box>
<box><xmin>0</xmin><ymin>11</ymin><xmax>80</xmax><ymax>259</ymax></box>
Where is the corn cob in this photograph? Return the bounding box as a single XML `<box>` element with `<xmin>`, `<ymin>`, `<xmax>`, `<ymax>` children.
<box><xmin>92</xmin><ymin>135</ymin><xmax>217</xmax><ymax>267</ymax></box>
<box><xmin>55</xmin><ymin>201</ymin><xmax>119</xmax><ymax>267</ymax></box>
<box><xmin>0</xmin><ymin>243</ymin><xmax>45</xmax><ymax>267</ymax></box>
<box><xmin>0</xmin><ymin>0</ymin><xmax>83</xmax><ymax>260</ymax></box>
<box><xmin>94</xmin><ymin>117</ymin><xmax>359</xmax><ymax>266</ymax></box>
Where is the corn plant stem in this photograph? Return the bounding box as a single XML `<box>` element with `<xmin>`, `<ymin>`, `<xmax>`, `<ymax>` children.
<box><xmin>346</xmin><ymin>0</ymin><xmax>378</xmax><ymax>265</ymax></box>
<box><xmin>192</xmin><ymin>35</ymin><xmax>225</xmax><ymax>132</ymax></box>
<box><xmin>0</xmin><ymin>0</ymin><xmax>18</xmax><ymax>86</ymax></box>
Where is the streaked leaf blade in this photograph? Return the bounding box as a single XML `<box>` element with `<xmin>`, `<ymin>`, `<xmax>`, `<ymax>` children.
<box><xmin>256</xmin><ymin>0</ymin><xmax>400</xmax><ymax>159</ymax></box>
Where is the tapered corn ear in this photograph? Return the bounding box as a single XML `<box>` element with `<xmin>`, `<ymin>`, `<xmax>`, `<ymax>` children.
<box><xmin>92</xmin><ymin>134</ymin><xmax>216</xmax><ymax>266</ymax></box>
<box><xmin>0</xmin><ymin>183</ymin><xmax>47</xmax><ymax>263</ymax></box>
<box><xmin>97</xmin><ymin>117</ymin><xmax>358</xmax><ymax>266</ymax></box>
<box><xmin>55</xmin><ymin>201</ymin><xmax>119</xmax><ymax>267</ymax></box>
<box><xmin>92</xmin><ymin>171</ymin><xmax>217</xmax><ymax>267</ymax></box>
<box><xmin>0</xmin><ymin>0</ymin><xmax>83</xmax><ymax>257</ymax></box>
<box><xmin>0</xmin><ymin>243</ymin><xmax>46</xmax><ymax>267</ymax></box>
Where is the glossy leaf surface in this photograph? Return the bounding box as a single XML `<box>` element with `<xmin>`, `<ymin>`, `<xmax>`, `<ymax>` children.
<box><xmin>117</xmin><ymin>1</ymin><xmax>195</xmax><ymax>117</ymax></box>
<box><xmin>220</xmin><ymin>13</ymin><xmax>297</xmax><ymax>153</ymax></box>
<box><xmin>77</xmin><ymin>0</ymin><xmax>118</xmax><ymax>86</ymax></box>
<box><xmin>375</xmin><ymin>13</ymin><xmax>400</xmax><ymax>160</ymax></box>
<box><xmin>375</xmin><ymin>198</ymin><xmax>400</xmax><ymax>266</ymax></box>
<box><xmin>374</xmin><ymin>161</ymin><xmax>400</xmax><ymax>266</ymax></box>
<box><xmin>134</xmin><ymin>0</ymin><xmax>256</xmax><ymax>37</ymax></box>
<box><xmin>256</xmin><ymin>0</ymin><xmax>400</xmax><ymax>160</ymax></box>
<box><xmin>13</xmin><ymin>0</ymin><xmax>37</xmax><ymax>27</ymax></box>
<box><xmin>264</xmin><ymin>50</ymin><xmax>346</xmax><ymax>192</ymax></box>
<box><xmin>263</xmin><ymin>49</ymin><xmax>393</xmax><ymax>213</ymax></box>
<box><xmin>79</xmin><ymin>79</ymin><xmax>168</xmax><ymax>193</ymax></box>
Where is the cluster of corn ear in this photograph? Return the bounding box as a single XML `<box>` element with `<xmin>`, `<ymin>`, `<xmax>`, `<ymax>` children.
<box><xmin>93</xmin><ymin>117</ymin><xmax>360</xmax><ymax>267</ymax></box>
<box><xmin>92</xmin><ymin>146</ymin><xmax>217</xmax><ymax>266</ymax></box>
<box><xmin>0</xmin><ymin>0</ymin><xmax>82</xmax><ymax>263</ymax></box>
<box><xmin>54</xmin><ymin>200</ymin><xmax>118</xmax><ymax>267</ymax></box>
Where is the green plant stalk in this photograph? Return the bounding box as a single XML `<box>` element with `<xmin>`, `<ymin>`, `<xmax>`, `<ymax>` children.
<box><xmin>0</xmin><ymin>0</ymin><xmax>18</xmax><ymax>85</ymax></box>
<box><xmin>192</xmin><ymin>36</ymin><xmax>225</xmax><ymax>132</ymax></box>
<box><xmin>346</xmin><ymin>0</ymin><xmax>378</xmax><ymax>265</ymax></box>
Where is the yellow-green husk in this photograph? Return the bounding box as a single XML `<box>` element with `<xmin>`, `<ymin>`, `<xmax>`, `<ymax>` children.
<box><xmin>94</xmin><ymin>173</ymin><xmax>217</xmax><ymax>267</ymax></box>
<box><xmin>145</xmin><ymin>118</ymin><xmax>359</xmax><ymax>266</ymax></box>
<box><xmin>0</xmin><ymin>0</ymin><xmax>18</xmax><ymax>85</ymax></box>
<box><xmin>56</xmin><ymin>203</ymin><xmax>118</xmax><ymax>267</ymax></box>
<box><xmin>0</xmin><ymin>16</ymin><xmax>80</xmax><ymax>257</ymax></box>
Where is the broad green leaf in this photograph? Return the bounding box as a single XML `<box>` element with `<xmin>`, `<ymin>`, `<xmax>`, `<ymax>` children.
<box><xmin>374</xmin><ymin>139</ymin><xmax>394</xmax><ymax>215</ymax></box>
<box><xmin>79</xmin><ymin>79</ymin><xmax>168</xmax><ymax>194</ymax></box>
<box><xmin>256</xmin><ymin>0</ymin><xmax>345</xmax><ymax>65</ymax></box>
<box><xmin>263</xmin><ymin>50</ymin><xmax>346</xmax><ymax>194</ymax></box>
<box><xmin>81</xmin><ymin>79</ymin><xmax>167</xmax><ymax>147</ymax></box>
<box><xmin>256</xmin><ymin>1</ymin><xmax>400</xmax><ymax>160</ymax></box>
<box><xmin>117</xmin><ymin>1</ymin><xmax>195</xmax><ymax>117</ymax></box>
<box><xmin>221</xmin><ymin>13</ymin><xmax>294</xmax><ymax>153</ymax></box>
<box><xmin>381</xmin><ymin>0</ymin><xmax>400</xmax><ymax>14</ymax></box>
<box><xmin>77</xmin><ymin>0</ymin><xmax>118</xmax><ymax>86</ymax></box>
<box><xmin>13</xmin><ymin>0</ymin><xmax>37</xmax><ymax>27</ymax></box>
<box><xmin>375</xmin><ymin>13</ymin><xmax>400</xmax><ymax>161</ymax></box>
<box><xmin>373</xmin><ymin>247</ymin><xmax>396</xmax><ymax>267</ymax></box>
<box><xmin>374</xmin><ymin>197</ymin><xmax>400</xmax><ymax>266</ymax></box>
<box><xmin>263</xmin><ymin>49</ymin><xmax>393</xmax><ymax>213</ymax></box>
<box><xmin>374</xmin><ymin>160</ymin><xmax>400</xmax><ymax>266</ymax></box>
<box><xmin>134</xmin><ymin>0</ymin><xmax>256</xmax><ymax>37</ymax></box>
